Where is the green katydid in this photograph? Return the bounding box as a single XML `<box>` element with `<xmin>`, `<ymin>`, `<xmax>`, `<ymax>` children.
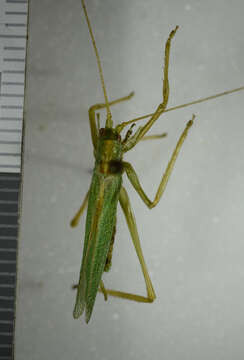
<box><xmin>71</xmin><ymin>0</ymin><xmax>244</xmax><ymax>323</ymax></box>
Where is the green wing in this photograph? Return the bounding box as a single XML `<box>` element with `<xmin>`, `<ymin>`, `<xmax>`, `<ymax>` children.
<box><xmin>73</xmin><ymin>171</ymin><xmax>122</xmax><ymax>323</ymax></box>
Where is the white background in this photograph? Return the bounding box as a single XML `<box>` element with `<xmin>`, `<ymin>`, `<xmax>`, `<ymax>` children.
<box><xmin>16</xmin><ymin>0</ymin><xmax>244</xmax><ymax>359</ymax></box>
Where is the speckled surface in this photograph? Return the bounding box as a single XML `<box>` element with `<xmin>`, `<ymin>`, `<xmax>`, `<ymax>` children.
<box><xmin>15</xmin><ymin>0</ymin><xmax>244</xmax><ymax>359</ymax></box>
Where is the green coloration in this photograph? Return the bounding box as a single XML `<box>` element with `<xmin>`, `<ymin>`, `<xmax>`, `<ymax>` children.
<box><xmin>73</xmin><ymin>130</ymin><xmax>123</xmax><ymax>322</ymax></box>
<box><xmin>71</xmin><ymin>0</ymin><xmax>244</xmax><ymax>323</ymax></box>
<box><xmin>104</xmin><ymin>226</ymin><xmax>116</xmax><ymax>272</ymax></box>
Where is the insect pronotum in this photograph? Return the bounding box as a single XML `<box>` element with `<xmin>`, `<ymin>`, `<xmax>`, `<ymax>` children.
<box><xmin>71</xmin><ymin>0</ymin><xmax>244</xmax><ymax>323</ymax></box>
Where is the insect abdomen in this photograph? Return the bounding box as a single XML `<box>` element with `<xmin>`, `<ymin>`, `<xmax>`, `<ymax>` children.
<box><xmin>73</xmin><ymin>170</ymin><xmax>122</xmax><ymax>322</ymax></box>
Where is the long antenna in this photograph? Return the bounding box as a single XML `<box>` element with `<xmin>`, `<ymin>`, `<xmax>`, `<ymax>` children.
<box><xmin>117</xmin><ymin>86</ymin><xmax>244</xmax><ymax>131</ymax></box>
<box><xmin>81</xmin><ymin>0</ymin><xmax>112</xmax><ymax>128</ymax></box>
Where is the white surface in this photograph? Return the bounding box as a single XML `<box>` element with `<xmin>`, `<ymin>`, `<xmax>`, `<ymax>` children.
<box><xmin>15</xmin><ymin>0</ymin><xmax>244</xmax><ymax>359</ymax></box>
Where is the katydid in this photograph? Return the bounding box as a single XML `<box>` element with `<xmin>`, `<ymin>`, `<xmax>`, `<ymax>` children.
<box><xmin>71</xmin><ymin>0</ymin><xmax>244</xmax><ymax>323</ymax></box>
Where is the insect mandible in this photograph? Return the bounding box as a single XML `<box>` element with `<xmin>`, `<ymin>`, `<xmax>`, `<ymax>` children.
<box><xmin>71</xmin><ymin>0</ymin><xmax>244</xmax><ymax>323</ymax></box>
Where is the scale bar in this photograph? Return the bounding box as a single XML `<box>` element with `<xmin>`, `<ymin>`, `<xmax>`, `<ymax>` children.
<box><xmin>0</xmin><ymin>0</ymin><xmax>27</xmax><ymax>174</ymax></box>
<box><xmin>0</xmin><ymin>2</ymin><xmax>28</xmax><ymax>358</ymax></box>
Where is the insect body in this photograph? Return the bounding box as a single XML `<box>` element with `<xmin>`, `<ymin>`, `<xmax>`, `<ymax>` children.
<box><xmin>73</xmin><ymin>128</ymin><xmax>123</xmax><ymax>320</ymax></box>
<box><xmin>71</xmin><ymin>0</ymin><xmax>244</xmax><ymax>323</ymax></box>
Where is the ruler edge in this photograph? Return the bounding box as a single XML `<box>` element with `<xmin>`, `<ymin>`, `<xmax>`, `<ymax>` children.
<box><xmin>8</xmin><ymin>0</ymin><xmax>30</xmax><ymax>359</ymax></box>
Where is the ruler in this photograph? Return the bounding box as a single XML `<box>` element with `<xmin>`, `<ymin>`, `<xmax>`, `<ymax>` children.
<box><xmin>0</xmin><ymin>0</ymin><xmax>28</xmax><ymax>359</ymax></box>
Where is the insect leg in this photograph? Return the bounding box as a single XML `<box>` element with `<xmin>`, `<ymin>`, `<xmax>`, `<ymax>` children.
<box><xmin>89</xmin><ymin>91</ymin><xmax>134</xmax><ymax>149</ymax></box>
<box><xmin>99</xmin><ymin>279</ymin><xmax>108</xmax><ymax>301</ymax></box>
<box><xmin>116</xmin><ymin>26</ymin><xmax>178</xmax><ymax>143</ymax></box>
<box><xmin>70</xmin><ymin>191</ymin><xmax>89</xmax><ymax>227</ymax></box>
<box><xmin>123</xmin><ymin>115</ymin><xmax>194</xmax><ymax>209</ymax></box>
<box><xmin>100</xmin><ymin>186</ymin><xmax>156</xmax><ymax>303</ymax></box>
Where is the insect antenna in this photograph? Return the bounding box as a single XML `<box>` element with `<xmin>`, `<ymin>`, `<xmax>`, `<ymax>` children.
<box><xmin>81</xmin><ymin>0</ymin><xmax>112</xmax><ymax>128</ymax></box>
<box><xmin>121</xmin><ymin>86</ymin><xmax>244</xmax><ymax>128</ymax></box>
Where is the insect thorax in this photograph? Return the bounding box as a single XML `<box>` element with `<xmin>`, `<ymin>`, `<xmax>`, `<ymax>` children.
<box><xmin>95</xmin><ymin>128</ymin><xmax>123</xmax><ymax>175</ymax></box>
